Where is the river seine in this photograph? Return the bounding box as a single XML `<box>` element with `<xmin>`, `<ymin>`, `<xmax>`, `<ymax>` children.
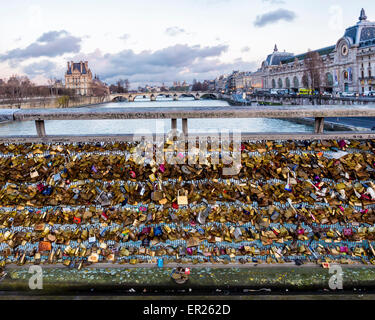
<box><xmin>0</xmin><ymin>98</ymin><xmax>312</xmax><ymax>135</ymax></box>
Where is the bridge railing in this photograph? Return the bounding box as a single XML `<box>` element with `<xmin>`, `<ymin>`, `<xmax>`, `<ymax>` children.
<box><xmin>0</xmin><ymin>105</ymin><xmax>375</xmax><ymax>142</ymax></box>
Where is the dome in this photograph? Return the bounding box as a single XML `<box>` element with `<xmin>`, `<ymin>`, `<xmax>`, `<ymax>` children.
<box><xmin>264</xmin><ymin>45</ymin><xmax>294</xmax><ymax>66</ymax></box>
<box><xmin>342</xmin><ymin>9</ymin><xmax>375</xmax><ymax>48</ymax></box>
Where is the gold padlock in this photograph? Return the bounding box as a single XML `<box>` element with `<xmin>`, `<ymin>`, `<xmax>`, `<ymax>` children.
<box><xmin>177</xmin><ymin>189</ymin><xmax>188</xmax><ymax>205</ymax></box>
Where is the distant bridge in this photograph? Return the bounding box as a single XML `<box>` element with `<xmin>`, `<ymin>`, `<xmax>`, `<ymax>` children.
<box><xmin>109</xmin><ymin>92</ymin><xmax>218</xmax><ymax>102</ymax></box>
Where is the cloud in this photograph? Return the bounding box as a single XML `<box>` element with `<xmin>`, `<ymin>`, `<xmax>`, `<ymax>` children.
<box><xmin>254</xmin><ymin>8</ymin><xmax>296</xmax><ymax>27</ymax></box>
<box><xmin>119</xmin><ymin>33</ymin><xmax>130</xmax><ymax>41</ymax></box>
<box><xmin>66</xmin><ymin>44</ymin><xmax>256</xmax><ymax>86</ymax></box>
<box><xmin>0</xmin><ymin>30</ymin><xmax>82</xmax><ymax>63</ymax></box>
<box><xmin>165</xmin><ymin>26</ymin><xmax>186</xmax><ymax>37</ymax></box>
<box><xmin>37</xmin><ymin>30</ymin><xmax>68</xmax><ymax>42</ymax></box>
<box><xmin>241</xmin><ymin>46</ymin><xmax>251</xmax><ymax>53</ymax></box>
<box><xmin>22</xmin><ymin>60</ymin><xmax>63</xmax><ymax>79</ymax></box>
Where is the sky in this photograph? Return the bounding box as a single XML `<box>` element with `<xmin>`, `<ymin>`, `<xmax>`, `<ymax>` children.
<box><xmin>0</xmin><ymin>0</ymin><xmax>374</xmax><ymax>88</ymax></box>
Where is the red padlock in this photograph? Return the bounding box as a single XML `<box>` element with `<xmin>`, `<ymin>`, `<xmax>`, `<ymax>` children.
<box><xmin>37</xmin><ymin>183</ymin><xmax>45</xmax><ymax>192</ymax></box>
<box><xmin>129</xmin><ymin>170</ymin><xmax>136</xmax><ymax>178</ymax></box>
<box><xmin>73</xmin><ymin>217</ymin><xmax>81</xmax><ymax>224</ymax></box>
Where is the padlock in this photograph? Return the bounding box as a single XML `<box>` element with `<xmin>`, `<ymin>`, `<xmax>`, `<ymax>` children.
<box><xmin>197</xmin><ymin>207</ymin><xmax>210</xmax><ymax>224</ymax></box>
<box><xmin>151</xmin><ymin>184</ymin><xmax>163</xmax><ymax>201</ymax></box>
<box><xmin>177</xmin><ymin>189</ymin><xmax>188</xmax><ymax>206</ymax></box>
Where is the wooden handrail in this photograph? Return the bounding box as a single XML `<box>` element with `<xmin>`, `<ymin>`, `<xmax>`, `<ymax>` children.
<box><xmin>3</xmin><ymin>105</ymin><xmax>375</xmax><ymax>121</ymax></box>
<box><xmin>0</xmin><ymin>105</ymin><xmax>375</xmax><ymax>138</ymax></box>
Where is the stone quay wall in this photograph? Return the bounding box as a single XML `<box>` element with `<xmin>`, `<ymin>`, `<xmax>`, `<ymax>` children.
<box><xmin>0</xmin><ymin>96</ymin><xmax>110</xmax><ymax>110</ymax></box>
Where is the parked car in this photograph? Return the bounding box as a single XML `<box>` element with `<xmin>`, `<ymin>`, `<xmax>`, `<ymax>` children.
<box><xmin>366</xmin><ymin>91</ymin><xmax>375</xmax><ymax>97</ymax></box>
<box><xmin>321</xmin><ymin>92</ymin><xmax>332</xmax><ymax>97</ymax></box>
<box><xmin>277</xmin><ymin>89</ymin><xmax>289</xmax><ymax>95</ymax></box>
<box><xmin>270</xmin><ymin>89</ymin><xmax>279</xmax><ymax>95</ymax></box>
<box><xmin>340</xmin><ymin>92</ymin><xmax>359</xmax><ymax>97</ymax></box>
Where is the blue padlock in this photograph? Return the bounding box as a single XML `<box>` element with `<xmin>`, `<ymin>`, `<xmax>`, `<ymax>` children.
<box><xmin>42</xmin><ymin>186</ymin><xmax>53</xmax><ymax>196</ymax></box>
<box><xmin>157</xmin><ymin>258</ymin><xmax>163</xmax><ymax>268</ymax></box>
<box><xmin>154</xmin><ymin>226</ymin><xmax>163</xmax><ymax>236</ymax></box>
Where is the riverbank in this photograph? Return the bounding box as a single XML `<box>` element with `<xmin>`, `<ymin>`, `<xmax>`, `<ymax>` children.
<box><xmin>225</xmin><ymin>98</ymin><xmax>364</xmax><ymax>132</ymax></box>
<box><xmin>0</xmin><ymin>96</ymin><xmax>109</xmax><ymax>110</ymax></box>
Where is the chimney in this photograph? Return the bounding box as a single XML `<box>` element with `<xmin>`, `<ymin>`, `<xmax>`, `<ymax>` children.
<box><xmin>71</xmin><ymin>61</ymin><xmax>74</xmax><ymax>72</ymax></box>
<box><xmin>85</xmin><ymin>61</ymin><xmax>88</xmax><ymax>70</ymax></box>
<box><xmin>67</xmin><ymin>61</ymin><xmax>70</xmax><ymax>71</ymax></box>
<box><xmin>80</xmin><ymin>61</ymin><xmax>83</xmax><ymax>73</ymax></box>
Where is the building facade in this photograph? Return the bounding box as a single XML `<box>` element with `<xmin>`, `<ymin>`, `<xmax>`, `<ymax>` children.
<box><xmin>259</xmin><ymin>9</ymin><xmax>375</xmax><ymax>95</ymax></box>
<box><xmin>65</xmin><ymin>61</ymin><xmax>93</xmax><ymax>95</ymax></box>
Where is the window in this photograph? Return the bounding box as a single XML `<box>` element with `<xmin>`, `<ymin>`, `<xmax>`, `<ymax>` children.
<box><xmin>302</xmin><ymin>74</ymin><xmax>309</xmax><ymax>88</ymax></box>
<box><xmin>285</xmin><ymin>78</ymin><xmax>290</xmax><ymax>88</ymax></box>
<box><xmin>326</xmin><ymin>73</ymin><xmax>333</xmax><ymax>87</ymax></box>
<box><xmin>278</xmin><ymin>78</ymin><xmax>282</xmax><ymax>89</ymax></box>
<box><xmin>293</xmin><ymin>76</ymin><xmax>299</xmax><ymax>88</ymax></box>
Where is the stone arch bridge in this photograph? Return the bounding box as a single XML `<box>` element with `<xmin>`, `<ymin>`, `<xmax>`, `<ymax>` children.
<box><xmin>110</xmin><ymin>92</ymin><xmax>218</xmax><ymax>102</ymax></box>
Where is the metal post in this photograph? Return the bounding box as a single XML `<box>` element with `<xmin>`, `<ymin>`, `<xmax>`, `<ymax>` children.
<box><xmin>171</xmin><ymin>119</ymin><xmax>177</xmax><ymax>131</ymax></box>
<box><xmin>314</xmin><ymin>117</ymin><xmax>324</xmax><ymax>134</ymax></box>
<box><xmin>35</xmin><ymin>120</ymin><xmax>46</xmax><ymax>137</ymax></box>
<box><xmin>182</xmin><ymin>118</ymin><xmax>188</xmax><ymax>135</ymax></box>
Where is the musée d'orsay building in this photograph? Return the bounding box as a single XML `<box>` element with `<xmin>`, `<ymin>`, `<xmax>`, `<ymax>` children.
<box><xmin>259</xmin><ymin>9</ymin><xmax>375</xmax><ymax>94</ymax></box>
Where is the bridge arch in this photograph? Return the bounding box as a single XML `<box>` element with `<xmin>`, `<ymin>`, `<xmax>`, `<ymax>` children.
<box><xmin>200</xmin><ymin>93</ymin><xmax>218</xmax><ymax>100</ymax></box>
<box><xmin>178</xmin><ymin>93</ymin><xmax>196</xmax><ymax>99</ymax></box>
<box><xmin>111</xmin><ymin>95</ymin><xmax>128</xmax><ymax>102</ymax></box>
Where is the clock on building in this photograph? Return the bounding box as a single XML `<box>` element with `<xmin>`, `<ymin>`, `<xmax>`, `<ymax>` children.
<box><xmin>341</xmin><ymin>43</ymin><xmax>349</xmax><ymax>57</ymax></box>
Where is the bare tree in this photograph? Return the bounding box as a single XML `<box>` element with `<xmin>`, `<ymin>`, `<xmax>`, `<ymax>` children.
<box><xmin>91</xmin><ymin>81</ymin><xmax>109</xmax><ymax>102</ymax></box>
<box><xmin>124</xmin><ymin>79</ymin><xmax>130</xmax><ymax>92</ymax></box>
<box><xmin>48</xmin><ymin>78</ymin><xmax>54</xmax><ymax>96</ymax></box>
<box><xmin>303</xmin><ymin>50</ymin><xmax>325</xmax><ymax>92</ymax></box>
